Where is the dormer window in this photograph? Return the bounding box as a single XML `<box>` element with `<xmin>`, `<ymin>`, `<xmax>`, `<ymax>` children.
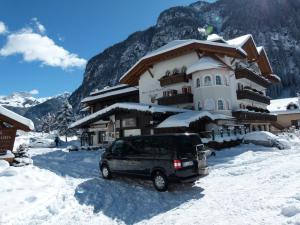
<box><xmin>165</xmin><ymin>70</ymin><xmax>171</xmax><ymax>77</ymax></box>
<box><xmin>172</xmin><ymin>68</ymin><xmax>179</xmax><ymax>75</ymax></box>
<box><xmin>287</xmin><ymin>103</ymin><xmax>298</xmax><ymax>110</ymax></box>
<box><xmin>181</xmin><ymin>66</ymin><xmax>187</xmax><ymax>74</ymax></box>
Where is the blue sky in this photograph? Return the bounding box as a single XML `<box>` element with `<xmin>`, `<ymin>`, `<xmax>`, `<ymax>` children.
<box><xmin>0</xmin><ymin>0</ymin><xmax>198</xmax><ymax>97</ymax></box>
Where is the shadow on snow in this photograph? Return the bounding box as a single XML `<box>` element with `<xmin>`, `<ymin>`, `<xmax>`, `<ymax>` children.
<box><xmin>74</xmin><ymin>177</ymin><xmax>204</xmax><ymax>224</ymax></box>
<box><xmin>32</xmin><ymin>149</ymin><xmax>205</xmax><ymax>224</ymax></box>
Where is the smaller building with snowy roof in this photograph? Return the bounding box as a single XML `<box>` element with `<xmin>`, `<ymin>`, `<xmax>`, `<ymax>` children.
<box><xmin>267</xmin><ymin>97</ymin><xmax>300</xmax><ymax>130</ymax></box>
<box><xmin>0</xmin><ymin>105</ymin><xmax>34</xmax><ymax>163</ymax></box>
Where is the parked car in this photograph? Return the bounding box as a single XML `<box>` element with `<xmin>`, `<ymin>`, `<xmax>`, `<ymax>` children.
<box><xmin>99</xmin><ymin>133</ymin><xmax>210</xmax><ymax>192</ymax></box>
<box><xmin>28</xmin><ymin>138</ymin><xmax>56</xmax><ymax>148</ymax></box>
<box><xmin>243</xmin><ymin>131</ymin><xmax>291</xmax><ymax>149</ymax></box>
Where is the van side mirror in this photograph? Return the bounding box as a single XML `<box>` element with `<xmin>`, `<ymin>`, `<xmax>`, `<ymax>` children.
<box><xmin>196</xmin><ymin>144</ymin><xmax>204</xmax><ymax>151</ymax></box>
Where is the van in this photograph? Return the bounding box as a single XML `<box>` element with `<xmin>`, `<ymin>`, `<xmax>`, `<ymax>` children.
<box><xmin>99</xmin><ymin>133</ymin><xmax>209</xmax><ymax>191</ymax></box>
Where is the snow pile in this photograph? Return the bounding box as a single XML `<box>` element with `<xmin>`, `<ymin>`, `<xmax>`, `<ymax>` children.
<box><xmin>244</xmin><ymin>131</ymin><xmax>291</xmax><ymax>149</ymax></box>
<box><xmin>0</xmin><ymin>160</ymin><xmax>9</xmax><ymax>173</ymax></box>
<box><xmin>0</xmin><ymin>105</ymin><xmax>34</xmax><ymax>130</ymax></box>
<box><xmin>1</xmin><ymin>132</ymin><xmax>300</xmax><ymax>224</ymax></box>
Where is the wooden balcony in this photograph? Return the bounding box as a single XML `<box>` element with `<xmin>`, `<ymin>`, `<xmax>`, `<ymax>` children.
<box><xmin>235</xmin><ymin>68</ymin><xmax>271</xmax><ymax>88</ymax></box>
<box><xmin>232</xmin><ymin>111</ymin><xmax>277</xmax><ymax>122</ymax></box>
<box><xmin>159</xmin><ymin>73</ymin><xmax>188</xmax><ymax>86</ymax></box>
<box><xmin>157</xmin><ymin>93</ymin><xmax>193</xmax><ymax>105</ymax></box>
<box><xmin>236</xmin><ymin>89</ymin><xmax>271</xmax><ymax>104</ymax></box>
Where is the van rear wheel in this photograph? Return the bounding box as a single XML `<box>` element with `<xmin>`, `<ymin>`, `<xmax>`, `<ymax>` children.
<box><xmin>101</xmin><ymin>165</ymin><xmax>112</xmax><ymax>179</ymax></box>
<box><xmin>152</xmin><ymin>171</ymin><xmax>168</xmax><ymax>192</ymax></box>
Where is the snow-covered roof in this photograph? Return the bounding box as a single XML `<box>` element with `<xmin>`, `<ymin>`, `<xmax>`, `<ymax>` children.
<box><xmin>70</xmin><ymin>103</ymin><xmax>188</xmax><ymax>128</ymax></box>
<box><xmin>257</xmin><ymin>46</ymin><xmax>263</xmax><ymax>54</ymax></box>
<box><xmin>157</xmin><ymin>111</ymin><xmax>234</xmax><ymax>128</ymax></box>
<box><xmin>186</xmin><ymin>56</ymin><xmax>227</xmax><ymax>74</ymax></box>
<box><xmin>207</xmin><ymin>34</ymin><xmax>226</xmax><ymax>43</ymax></box>
<box><xmin>227</xmin><ymin>34</ymin><xmax>252</xmax><ymax>47</ymax></box>
<box><xmin>82</xmin><ymin>86</ymin><xmax>139</xmax><ymax>103</ymax></box>
<box><xmin>119</xmin><ymin>39</ymin><xmax>247</xmax><ymax>82</ymax></box>
<box><xmin>90</xmin><ymin>84</ymin><xmax>129</xmax><ymax>96</ymax></box>
<box><xmin>0</xmin><ymin>105</ymin><xmax>34</xmax><ymax>130</ymax></box>
<box><xmin>267</xmin><ymin>97</ymin><xmax>300</xmax><ymax>114</ymax></box>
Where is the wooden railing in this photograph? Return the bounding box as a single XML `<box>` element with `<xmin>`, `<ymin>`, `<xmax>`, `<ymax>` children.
<box><xmin>235</xmin><ymin>68</ymin><xmax>271</xmax><ymax>88</ymax></box>
<box><xmin>159</xmin><ymin>73</ymin><xmax>189</xmax><ymax>86</ymax></box>
<box><xmin>236</xmin><ymin>89</ymin><xmax>271</xmax><ymax>104</ymax></box>
<box><xmin>232</xmin><ymin>110</ymin><xmax>277</xmax><ymax>122</ymax></box>
<box><xmin>157</xmin><ymin>93</ymin><xmax>193</xmax><ymax>105</ymax></box>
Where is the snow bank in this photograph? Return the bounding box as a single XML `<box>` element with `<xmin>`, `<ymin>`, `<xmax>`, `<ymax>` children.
<box><xmin>0</xmin><ymin>160</ymin><xmax>9</xmax><ymax>173</ymax></box>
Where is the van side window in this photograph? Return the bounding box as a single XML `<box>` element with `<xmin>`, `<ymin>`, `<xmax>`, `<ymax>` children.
<box><xmin>112</xmin><ymin>140</ymin><xmax>124</xmax><ymax>155</ymax></box>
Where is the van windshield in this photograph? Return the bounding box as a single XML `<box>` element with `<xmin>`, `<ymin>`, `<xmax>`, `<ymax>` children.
<box><xmin>176</xmin><ymin>135</ymin><xmax>202</xmax><ymax>158</ymax></box>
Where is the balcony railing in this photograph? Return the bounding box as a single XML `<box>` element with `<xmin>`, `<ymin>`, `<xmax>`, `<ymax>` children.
<box><xmin>235</xmin><ymin>68</ymin><xmax>271</xmax><ymax>88</ymax></box>
<box><xmin>159</xmin><ymin>73</ymin><xmax>188</xmax><ymax>86</ymax></box>
<box><xmin>232</xmin><ymin>110</ymin><xmax>277</xmax><ymax>122</ymax></box>
<box><xmin>236</xmin><ymin>89</ymin><xmax>271</xmax><ymax>104</ymax></box>
<box><xmin>157</xmin><ymin>93</ymin><xmax>193</xmax><ymax>105</ymax></box>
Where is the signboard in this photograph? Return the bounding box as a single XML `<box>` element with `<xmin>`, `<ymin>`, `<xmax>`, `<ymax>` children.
<box><xmin>124</xmin><ymin>129</ymin><xmax>141</xmax><ymax>137</ymax></box>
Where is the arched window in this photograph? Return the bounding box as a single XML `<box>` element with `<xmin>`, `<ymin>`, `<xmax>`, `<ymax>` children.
<box><xmin>204</xmin><ymin>76</ymin><xmax>212</xmax><ymax>86</ymax></box>
<box><xmin>196</xmin><ymin>78</ymin><xmax>200</xmax><ymax>87</ymax></box>
<box><xmin>217</xmin><ymin>100</ymin><xmax>224</xmax><ymax>110</ymax></box>
<box><xmin>204</xmin><ymin>99</ymin><xmax>215</xmax><ymax>111</ymax></box>
<box><xmin>165</xmin><ymin>70</ymin><xmax>171</xmax><ymax>76</ymax></box>
<box><xmin>216</xmin><ymin>75</ymin><xmax>222</xmax><ymax>85</ymax></box>
<box><xmin>198</xmin><ymin>101</ymin><xmax>202</xmax><ymax>111</ymax></box>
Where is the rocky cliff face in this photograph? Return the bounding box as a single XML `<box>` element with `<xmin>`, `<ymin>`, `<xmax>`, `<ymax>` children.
<box><xmin>69</xmin><ymin>0</ymin><xmax>300</xmax><ymax>109</ymax></box>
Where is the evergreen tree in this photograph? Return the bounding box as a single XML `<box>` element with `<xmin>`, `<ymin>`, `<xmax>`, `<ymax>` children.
<box><xmin>41</xmin><ymin>113</ymin><xmax>56</xmax><ymax>133</ymax></box>
<box><xmin>55</xmin><ymin>100</ymin><xmax>75</xmax><ymax>143</ymax></box>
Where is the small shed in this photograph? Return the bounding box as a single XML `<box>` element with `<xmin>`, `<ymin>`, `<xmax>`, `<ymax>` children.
<box><xmin>0</xmin><ymin>105</ymin><xmax>34</xmax><ymax>162</ymax></box>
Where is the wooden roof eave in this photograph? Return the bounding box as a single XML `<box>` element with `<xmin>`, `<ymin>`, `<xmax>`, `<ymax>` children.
<box><xmin>0</xmin><ymin>114</ymin><xmax>31</xmax><ymax>132</ymax></box>
<box><xmin>120</xmin><ymin>42</ymin><xmax>247</xmax><ymax>86</ymax></box>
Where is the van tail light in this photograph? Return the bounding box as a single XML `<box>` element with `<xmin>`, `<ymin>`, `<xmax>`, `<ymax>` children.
<box><xmin>173</xmin><ymin>160</ymin><xmax>182</xmax><ymax>170</ymax></box>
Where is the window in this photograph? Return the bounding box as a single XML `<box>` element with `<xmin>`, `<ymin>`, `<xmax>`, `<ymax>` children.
<box><xmin>217</xmin><ymin>100</ymin><xmax>224</xmax><ymax>110</ymax></box>
<box><xmin>196</xmin><ymin>78</ymin><xmax>200</xmax><ymax>87</ymax></box>
<box><xmin>198</xmin><ymin>101</ymin><xmax>202</xmax><ymax>111</ymax></box>
<box><xmin>165</xmin><ymin>70</ymin><xmax>171</xmax><ymax>76</ymax></box>
<box><xmin>204</xmin><ymin>99</ymin><xmax>215</xmax><ymax>111</ymax></box>
<box><xmin>204</xmin><ymin>76</ymin><xmax>212</xmax><ymax>86</ymax></box>
<box><xmin>216</xmin><ymin>75</ymin><xmax>222</xmax><ymax>85</ymax></box>
<box><xmin>122</xmin><ymin>118</ymin><xmax>136</xmax><ymax>128</ymax></box>
<box><xmin>181</xmin><ymin>66</ymin><xmax>187</xmax><ymax>74</ymax></box>
<box><xmin>112</xmin><ymin>140</ymin><xmax>124</xmax><ymax>155</ymax></box>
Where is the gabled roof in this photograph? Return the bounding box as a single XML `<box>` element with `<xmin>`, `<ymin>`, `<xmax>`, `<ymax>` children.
<box><xmin>90</xmin><ymin>84</ymin><xmax>129</xmax><ymax>96</ymax></box>
<box><xmin>119</xmin><ymin>39</ymin><xmax>247</xmax><ymax>85</ymax></box>
<box><xmin>186</xmin><ymin>56</ymin><xmax>228</xmax><ymax>74</ymax></box>
<box><xmin>81</xmin><ymin>86</ymin><xmax>138</xmax><ymax>104</ymax></box>
<box><xmin>157</xmin><ymin>111</ymin><xmax>233</xmax><ymax>128</ymax></box>
<box><xmin>69</xmin><ymin>102</ymin><xmax>188</xmax><ymax>129</ymax></box>
<box><xmin>0</xmin><ymin>105</ymin><xmax>34</xmax><ymax>131</ymax></box>
<box><xmin>267</xmin><ymin>97</ymin><xmax>299</xmax><ymax>114</ymax></box>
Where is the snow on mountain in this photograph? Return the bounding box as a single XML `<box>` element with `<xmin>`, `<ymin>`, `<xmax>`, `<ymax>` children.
<box><xmin>0</xmin><ymin>92</ymin><xmax>50</xmax><ymax>108</ymax></box>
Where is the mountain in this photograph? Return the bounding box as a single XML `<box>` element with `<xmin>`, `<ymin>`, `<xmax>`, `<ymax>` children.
<box><xmin>69</xmin><ymin>0</ymin><xmax>300</xmax><ymax>110</ymax></box>
<box><xmin>0</xmin><ymin>92</ymin><xmax>70</xmax><ymax>131</ymax></box>
<box><xmin>0</xmin><ymin>92</ymin><xmax>50</xmax><ymax>108</ymax></box>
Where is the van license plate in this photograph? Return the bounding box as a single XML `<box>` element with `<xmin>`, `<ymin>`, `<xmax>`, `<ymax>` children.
<box><xmin>182</xmin><ymin>161</ymin><xmax>194</xmax><ymax>167</ymax></box>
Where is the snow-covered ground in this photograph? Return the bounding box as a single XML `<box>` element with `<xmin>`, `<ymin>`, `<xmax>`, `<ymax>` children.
<box><xmin>1</xmin><ymin>133</ymin><xmax>300</xmax><ymax>225</ymax></box>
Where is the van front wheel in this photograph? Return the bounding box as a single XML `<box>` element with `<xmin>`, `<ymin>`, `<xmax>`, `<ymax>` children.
<box><xmin>152</xmin><ymin>171</ymin><xmax>168</xmax><ymax>192</ymax></box>
<box><xmin>101</xmin><ymin>165</ymin><xmax>112</xmax><ymax>179</ymax></box>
